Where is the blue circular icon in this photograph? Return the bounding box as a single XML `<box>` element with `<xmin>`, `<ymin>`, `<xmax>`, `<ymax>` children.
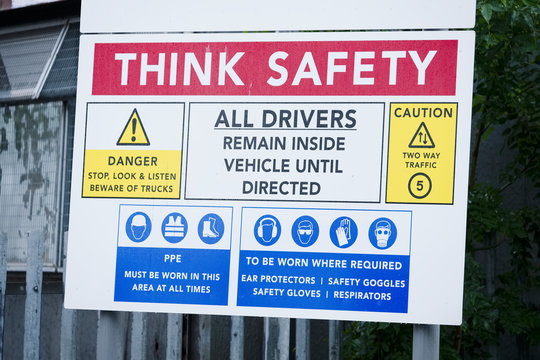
<box><xmin>368</xmin><ymin>217</ymin><xmax>397</xmax><ymax>249</ymax></box>
<box><xmin>254</xmin><ymin>215</ymin><xmax>281</xmax><ymax>246</ymax></box>
<box><xmin>161</xmin><ymin>212</ymin><xmax>188</xmax><ymax>244</ymax></box>
<box><xmin>198</xmin><ymin>213</ymin><xmax>225</xmax><ymax>245</ymax></box>
<box><xmin>126</xmin><ymin>212</ymin><xmax>152</xmax><ymax>242</ymax></box>
<box><xmin>329</xmin><ymin>216</ymin><xmax>358</xmax><ymax>249</ymax></box>
<box><xmin>291</xmin><ymin>215</ymin><xmax>319</xmax><ymax>247</ymax></box>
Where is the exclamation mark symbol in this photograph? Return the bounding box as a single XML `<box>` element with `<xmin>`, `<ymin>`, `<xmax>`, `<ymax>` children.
<box><xmin>117</xmin><ymin>109</ymin><xmax>149</xmax><ymax>146</ymax></box>
<box><xmin>131</xmin><ymin>117</ymin><xmax>137</xmax><ymax>142</ymax></box>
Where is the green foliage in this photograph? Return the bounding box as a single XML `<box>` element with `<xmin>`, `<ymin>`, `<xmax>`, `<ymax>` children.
<box><xmin>458</xmin><ymin>254</ymin><xmax>498</xmax><ymax>359</ymax></box>
<box><xmin>472</xmin><ymin>0</ymin><xmax>540</xmax><ymax>193</ymax></box>
<box><xmin>344</xmin><ymin>0</ymin><xmax>539</xmax><ymax>358</ymax></box>
<box><xmin>344</xmin><ymin>322</ymin><xmax>412</xmax><ymax>360</ymax></box>
<box><xmin>492</xmin><ymin>206</ymin><xmax>540</xmax><ymax>339</ymax></box>
<box><xmin>461</xmin><ymin>186</ymin><xmax>540</xmax><ymax>357</ymax></box>
<box><xmin>466</xmin><ymin>185</ymin><xmax>507</xmax><ymax>248</ymax></box>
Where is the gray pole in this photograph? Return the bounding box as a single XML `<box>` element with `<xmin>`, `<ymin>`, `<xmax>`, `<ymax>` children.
<box><xmin>96</xmin><ymin>311</ymin><xmax>128</xmax><ymax>360</ymax></box>
<box><xmin>0</xmin><ymin>232</ymin><xmax>7</xmax><ymax>360</ymax></box>
<box><xmin>329</xmin><ymin>320</ymin><xmax>343</xmax><ymax>360</ymax></box>
<box><xmin>295</xmin><ymin>319</ymin><xmax>310</xmax><ymax>360</ymax></box>
<box><xmin>60</xmin><ymin>231</ymin><xmax>76</xmax><ymax>360</ymax></box>
<box><xmin>264</xmin><ymin>317</ymin><xmax>290</xmax><ymax>360</ymax></box>
<box><xmin>166</xmin><ymin>313</ymin><xmax>183</xmax><ymax>360</ymax></box>
<box><xmin>412</xmin><ymin>324</ymin><xmax>440</xmax><ymax>360</ymax></box>
<box><xmin>230</xmin><ymin>316</ymin><xmax>244</xmax><ymax>359</ymax></box>
<box><xmin>60</xmin><ymin>307</ymin><xmax>76</xmax><ymax>360</ymax></box>
<box><xmin>197</xmin><ymin>315</ymin><xmax>212</xmax><ymax>360</ymax></box>
<box><xmin>130</xmin><ymin>312</ymin><xmax>147</xmax><ymax>360</ymax></box>
<box><xmin>23</xmin><ymin>230</ymin><xmax>44</xmax><ymax>360</ymax></box>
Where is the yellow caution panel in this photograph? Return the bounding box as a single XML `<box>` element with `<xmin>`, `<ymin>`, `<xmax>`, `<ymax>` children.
<box><xmin>386</xmin><ymin>103</ymin><xmax>457</xmax><ymax>204</ymax></box>
<box><xmin>82</xmin><ymin>149</ymin><xmax>181</xmax><ymax>198</ymax></box>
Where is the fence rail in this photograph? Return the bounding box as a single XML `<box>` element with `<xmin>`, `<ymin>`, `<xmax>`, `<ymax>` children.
<box><xmin>0</xmin><ymin>231</ymin><xmax>347</xmax><ymax>360</ymax></box>
<box><xmin>0</xmin><ymin>231</ymin><xmax>441</xmax><ymax>359</ymax></box>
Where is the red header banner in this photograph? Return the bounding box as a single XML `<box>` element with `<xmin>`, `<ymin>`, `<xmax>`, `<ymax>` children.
<box><xmin>92</xmin><ymin>40</ymin><xmax>458</xmax><ymax>96</ymax></box>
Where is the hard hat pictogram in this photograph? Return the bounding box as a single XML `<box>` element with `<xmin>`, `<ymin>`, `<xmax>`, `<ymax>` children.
<box><xmin>408</xmin><ymin>122</ymin><xmax>435</xmax><ymax>148</ymax></box>
<box><xmin>117</xmin><ymin>108</ymin><xmax>150</xmax><ymax>146</ymax></box>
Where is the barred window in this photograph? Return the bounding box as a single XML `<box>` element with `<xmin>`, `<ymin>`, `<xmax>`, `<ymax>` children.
<box><xmin>0</xmin><ymin>101</ymin><xmax>66</xmax><ymax>270</ymax></box>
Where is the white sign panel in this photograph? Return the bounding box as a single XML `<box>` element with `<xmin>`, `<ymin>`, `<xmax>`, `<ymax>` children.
<box><xmin>65</xmin><ymin>31</ymin><xmax>474</xmax><ymax>325</ymax></box>
<box><xmin>185</xmin><ymin>102</ymin><xmax>384</xmax><ymax>202</ymax></box>
<box><xmin>81</xmin><ymin>0</ymin><xmax>476</xmax><ymax>33</ymax></box>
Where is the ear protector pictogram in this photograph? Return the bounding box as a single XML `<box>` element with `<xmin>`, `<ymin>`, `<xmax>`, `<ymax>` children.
<box><xmin>257</xmin><ymin>217</ymin><xmax>278</xmax><ymax>238</ymax></box>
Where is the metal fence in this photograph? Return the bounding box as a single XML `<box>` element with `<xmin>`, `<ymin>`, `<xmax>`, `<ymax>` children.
<box><xmin>0</xmin><ymin>231</ymin><xmax>347</xmax><ymax>360</ymax></box>
<box><xmin>0</xmin><ymin>231</ymin><xmax>440</xmax><ymax>360</ymax></box>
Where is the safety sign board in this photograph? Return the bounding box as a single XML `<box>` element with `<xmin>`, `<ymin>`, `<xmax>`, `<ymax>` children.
<box><xmin>66</xmin><ymin>31</ymin><xmax>474</xmax><ymax>325</ymax></box>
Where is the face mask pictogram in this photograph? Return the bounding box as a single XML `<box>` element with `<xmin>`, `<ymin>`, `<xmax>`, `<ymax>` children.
<box><xmin>368</xmin><ymin>217</ymin><xmax>398</xmax><ymax>250</ymax></box>
<box><xmin>375</xmin><ymin>221</ymin><xmax>392</xmax><ymax>247</ymax></box>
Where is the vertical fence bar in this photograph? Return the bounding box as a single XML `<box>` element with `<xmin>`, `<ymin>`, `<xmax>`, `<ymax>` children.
<box><xmin>295</xmin><ymin>319</ymin><xmax>309</xmax><ymax>360</ymax></box>
<box><xmin>329</xmin><ymin>320</ymin><xmax>343</xmax><ymax>360</ymax></box>
<box><xmin>230</xmin><ymin>316</ymin><xmax>244</xmax><ymax>360</ymax></box>
<box><xmin>0</xmin><ymin>232</ymin><xmax>7</xmax><ymax>360</ymax></box>
<box><xmin>197</xmin><ymin>315</ymin><xmax>212</xmax><ymax>360</ymax></box>
<box><xmin>97</xmin><ymin>311</ymin><xmax>128</xmax><ymax>360</ymax></box>
<box><xmin>131</xmin><ymin>312</ymin><xmax>147</xmax><ymax>360</ymax></box>
<box><xmin>166</xmin><ymin>313</ymin><xmax>183</xmax><ymax>360</ymax></box>
<box><xmin>23</xmin><ymin>230</ymin><xmax>44</xmax><ymax>360</ymax></box>
<box><xmin>264</xmin><ymin>317</ymin><xmax>290</xmax><ymax>360</ymax></box>
<box><xmin>61</xmin><ymin>231</ymin><xmax>76</xmax><ymax>360</ymax></box>
<box><xmin>412</xmin><ymin>324</ymin><xmax>440</xmax><ymax>360</ymax></box>
<box><xmin>60</xmin><ymin>307</ymin><xmax>76</xmax><ymax>360</ymax></box>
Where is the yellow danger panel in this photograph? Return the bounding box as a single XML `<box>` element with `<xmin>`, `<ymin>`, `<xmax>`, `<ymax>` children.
<box><xmin>386</xmin><ymin>103</ymin><xmax>457</xmax><ymax>204</ymax></box>
<box><xmin>117</xmin><ymin>109</ymin><xmax>150</xmax><ymax>145</ymax></box>
<box><xmin>82</xmin><ymin>150</ymin><xmax>181</xmax><ymax>198</ymax></box>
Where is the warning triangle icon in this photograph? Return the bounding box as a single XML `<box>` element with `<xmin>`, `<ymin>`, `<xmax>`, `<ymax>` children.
<box><xmin>117</xmin><ymin>109</ymin><xmax>150</xmax><ymax>146</ymax></box>
<box><xmin>408</xmin><ymin>122</ymin><xmax>435</xmax><ymax>148</ymax></box>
